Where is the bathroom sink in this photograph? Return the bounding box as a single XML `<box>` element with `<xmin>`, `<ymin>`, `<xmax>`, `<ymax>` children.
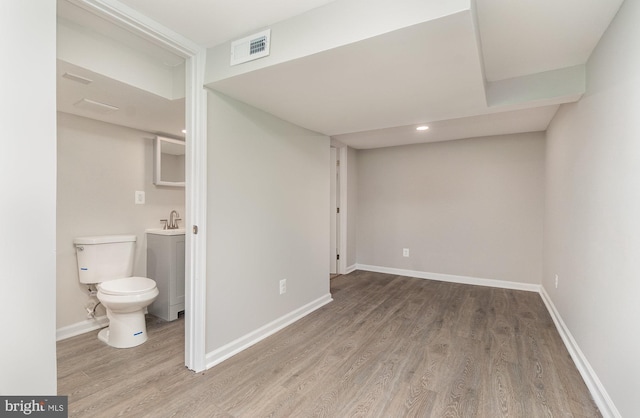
<box><xmin>146</xmin><ymin>228</ymin><xmax>185</xmax><ymax>236</ymax></box>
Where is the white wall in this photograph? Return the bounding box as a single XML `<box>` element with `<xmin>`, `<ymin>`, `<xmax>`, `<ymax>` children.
<box><xmin>206</xmin><ymin>91</ymin><xmax>330</xmax><ymax>355</ymax></box>
<box><xmin>57</xmin><ymin>112</ymin><xmax>185</xmax><ymax>331</ymax></box>
<box><xmin>0</xmin><ymin>0</ymin><xmax>57</xmax><ymax>394</ymax></box>
<box><xmin>544</xmin><ymin>0</ymin><xmax>640</xmax><ymax>415</ymax></box>
<box><xmin>356</xmin><ymin>133</ymin><xmax>545</xmax><ymax>285</ymax></box>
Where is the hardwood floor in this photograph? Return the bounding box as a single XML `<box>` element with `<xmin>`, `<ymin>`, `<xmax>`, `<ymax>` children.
<box><xmin>58</xmin><ymin>271</ymin><xmax>601</xmax><ymax>417</ymax></box>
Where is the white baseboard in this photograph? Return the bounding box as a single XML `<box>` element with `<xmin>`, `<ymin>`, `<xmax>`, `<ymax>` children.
<box><xmin>56</xmin><ymin>316</ymin><xmax>108</xmax><ymax>341</ymax></box>
<box><xmin>205</xmin><ymin>293</ymin><xmax>333</xmax><ymax>369</ymax></box>
<box><xmin>355</xmin><ymin>264</ymin><xmax>541</xmax><ymax>292</ymax></box>
<box><xmin>345</xmin><ymin>264</ymin><xmax>357</xmax><ymax>274</ymax></box>
<box><xmin>539</xmin><ymin>287</ymin><xmax>620</xmax><ymax>418</ymax></box>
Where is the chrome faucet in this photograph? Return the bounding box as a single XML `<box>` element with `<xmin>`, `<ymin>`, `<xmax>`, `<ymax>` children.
<box><xmin>168</xmin><ymin>210</ymin><xmax>181</xmax><ymax>229</ymax></box>
<box><xmin>160</xmin><ymin>210</ymin><xmax>182</xmax><ymax>230</ymax></box>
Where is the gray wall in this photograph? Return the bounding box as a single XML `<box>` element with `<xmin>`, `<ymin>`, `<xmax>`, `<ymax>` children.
<box><xmin>544</xmin><ymin>0</ymin><xmax>640</xmax><ymax>415</ymax></box>
<box><xmin>356</xmin><ymin>133</ymin><xmax>545</xmax><ymax>284</ymax></box>
<box><xmin>56</xmin><ymin>112</ymin><xmax>185</xmax><ymax>330</ymax></box>
<box><xmin>206</xmin><ymin>92</ymin><xmax>330</xmax><ymax>353</ymax></box>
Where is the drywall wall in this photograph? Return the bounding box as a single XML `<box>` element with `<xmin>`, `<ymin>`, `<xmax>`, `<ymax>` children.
<box><xmin>206</xmin><ymin>91</ymin><xmax>330</xmax><ymax>355</ymax></box>
<box><xmin>356</xmin><ymin>132</ymin><xmax>545</xmax><ymax>284</ymax></box>
<box><xmin>0</xmin><ymin>0</ymin><xmax>57</xmax><ymax>394</ymax></box>
<box><xmin>544</xmin><ymin>0</ymin><xmax>640</xmax><ymax>415</ymax></box>
<box><xmin>56</xmin><ymin>112</ymin><xmax>185</xmax><ymax>331</ymax></box>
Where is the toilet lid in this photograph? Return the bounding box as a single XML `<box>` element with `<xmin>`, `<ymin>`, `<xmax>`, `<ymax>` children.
<box><xmin>98</xmin><ymin>277</ymin><xmax>156</xmax><ymax>296</ymax></box>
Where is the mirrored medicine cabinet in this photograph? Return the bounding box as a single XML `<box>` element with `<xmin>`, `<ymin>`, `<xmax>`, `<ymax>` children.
<box><xmin>154</xmin><ymin>136</ymin><xmax>186</xmax><ymax>187</ymax></box>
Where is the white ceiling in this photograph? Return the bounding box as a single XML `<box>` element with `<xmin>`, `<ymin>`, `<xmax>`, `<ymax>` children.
<box><xmin>335</xmin><ymin>106</ymin><xmax>560</xmax><ymax>149</ymax></box>
<box><xmin>211</xmin><ymin>11</ymin><xmax>488</xmax><ymax>137</ymax></box>
<box><xmin>476</xmin><ymin>0</ymin><xmax>624</xmax><ymax>82</ymax></box>
<box><xmin>117</xmin><ymin>0</ymin><xmax>341</xmax><ymax>48</ymax></box>
<box><xmin>57</xmin><ymin>0</ymin><xmax>624</xmax><ymax>149</ymax></box>
<box><xmin>57</xmin><ymin>1</ymin><xmax>186</xmax><ymax>138</ymax></box>
<box><xmin>57</xmin><ymin>60</ymin><xmax>185</xmax><ymax>138</ymax></box>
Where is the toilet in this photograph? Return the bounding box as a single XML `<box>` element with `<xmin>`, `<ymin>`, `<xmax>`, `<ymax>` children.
<box><xmin>73</xmin><ymin>234</ymin><xmax>159</xmax><ymax>348</ymax></box>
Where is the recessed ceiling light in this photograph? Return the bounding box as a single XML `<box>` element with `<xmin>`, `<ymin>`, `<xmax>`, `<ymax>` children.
<box><xmin>416</xmin><ymin>126</ymin><xmax>429</xmax><ymax>131</ymax></box>
<box><xmin>181</xmin><ymin>129</ymin><xmax>187</xmax><ymax>134</ymax></box>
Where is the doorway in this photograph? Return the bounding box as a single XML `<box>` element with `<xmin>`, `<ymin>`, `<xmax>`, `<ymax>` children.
<box><xmin>330</xmin><ymin>145</ymin><xmax>349</xmax><ymax>277</ymax></box>
<box><xmin>56</xmin><ymin>0</ymin><xmax>207</xmax><ymax>372</ymax></box>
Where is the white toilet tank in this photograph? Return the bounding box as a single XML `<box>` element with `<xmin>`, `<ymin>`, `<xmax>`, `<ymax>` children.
<box><xmin>74</xmin><ymin>235</ymin><xmax>137</xmax><ymax>284</ymax></box>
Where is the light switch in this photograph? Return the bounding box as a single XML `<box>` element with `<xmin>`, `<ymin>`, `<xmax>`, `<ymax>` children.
<box><xmin>135</xmin><ymin>191</ymin><xmax>145</xmax><ymax>205</ymax></box>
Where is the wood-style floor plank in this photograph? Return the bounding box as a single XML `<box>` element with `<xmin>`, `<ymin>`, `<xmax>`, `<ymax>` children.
<box><xmin>58</xmin><ymin>271</ymin><xmax>601</xmax><ymax>417</ymax></box>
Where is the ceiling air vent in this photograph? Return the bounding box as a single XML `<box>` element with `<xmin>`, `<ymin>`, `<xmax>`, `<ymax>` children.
<box><xmin>73</xmin><ymin>98</ymin><xmax>119</xmax><ymax>114</ymax></box>
<box><xmin>62</xmin><ymin>72</ymin><xmax>93</xmax><ymax>85</ymax></box>
<box><xmin>230</xmin><ymin>29</ymin><xmax>271</xmax><ymax>66</ymax></box>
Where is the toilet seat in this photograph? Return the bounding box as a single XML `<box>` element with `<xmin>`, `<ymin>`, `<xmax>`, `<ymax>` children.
<box><xmin>98</xmin><ymin>276</ymin><xmax>156</xmax><ymax>296</ymax></box>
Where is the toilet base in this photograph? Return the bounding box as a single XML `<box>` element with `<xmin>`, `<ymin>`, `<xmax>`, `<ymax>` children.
<box><xmin>98</xmin><ymin>309</ymin><xmax>149</xmax><ymax>348</ymax></box>
<box><xmin>97</xmin><ymin>327</ymin><xmax>110</xmax><ymax>345</ymax></box>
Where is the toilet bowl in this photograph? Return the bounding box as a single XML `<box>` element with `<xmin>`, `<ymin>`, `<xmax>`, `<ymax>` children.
<box><xmin>74</xmin><ymin>235</ymin><xmax>159</xmax><ymax>349</ymax></box>
<box><xmin>97</xmin><ymin>277</ymin><xmax>159</xmax><ymax>348</ymax></box>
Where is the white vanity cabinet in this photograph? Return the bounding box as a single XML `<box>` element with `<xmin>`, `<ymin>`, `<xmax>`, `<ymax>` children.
<box><xmin>146</xmin><ymin>230</ymin><xmax>185</xmax><ymax>321</ymax></box>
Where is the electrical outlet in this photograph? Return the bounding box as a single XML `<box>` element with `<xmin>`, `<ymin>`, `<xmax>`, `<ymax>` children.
<box><xmin>403</xmin><ymin>248</ymin><xmax>410</xmax><ymax>257</ymax></box>
<box><xmin>555</xmin><ymin>274</ymin><xmax>559</xmax><ymax>288</ymax></box>
<box><xmin>279</xmin><ymin>279</ymin><xmax>287</xmax><ymax>295</ymax></box>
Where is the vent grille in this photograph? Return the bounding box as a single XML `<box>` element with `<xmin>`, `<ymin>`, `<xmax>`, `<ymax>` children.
<box><xmin>73</xmin><ymin>98</ymin><xmax>119</xmax><ymax>114</ymax></box>
<box><xmin>230</xmin><ymin>29</ymin><xmax>271</xmax><ymax>66</ymax></box>
<box><xmin>62</xmin><ymin>72</ymin><xmax>93</xmax><ymax>85</ymax></box>
<box><xmin>250</xmin><ymin>36</ymin><xmax>267</xmax><ymax>55</ymax></box>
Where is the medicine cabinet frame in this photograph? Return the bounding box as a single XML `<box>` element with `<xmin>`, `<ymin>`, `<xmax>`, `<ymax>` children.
<box><xmin>154</xmin><ymin>136</ymin><xmax>186</xmax><ymax>187</ymax></box>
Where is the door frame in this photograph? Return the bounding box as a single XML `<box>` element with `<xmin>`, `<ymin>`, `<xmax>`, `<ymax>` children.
<box><xmin>330</xmin><ymin>147</ymin><xmax>338</xmax><ymax>274</ymax></box>
<box><xmin>330</xmin><ymin>143</ymin><xmax>348</xmax><ymax>275</ymax></box>
<box><xmin>337</xmin><ymin>146</ymin><xmax>348</xmax><ymax>274</ymax></box>
<box><xmin>69</xmin><ymin>0</ymin><xmax>208</xmax><ymax>372</ymax></box>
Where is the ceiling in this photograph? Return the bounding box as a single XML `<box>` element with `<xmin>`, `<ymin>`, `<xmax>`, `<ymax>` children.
<box><xmin>117</xmin><ymin>0</ymin><xmax>341</xmax><ymax>48</ymax></box>
<box><xmin>57</xmin><ymin>0</ymin><xmax>187</xmax><ymax>138</ymax></box>
<box><xmin>477</xmin><ymin>0</ymin><xmax>623</xmax><ymax>82</ymax></box>
<box><xmin>57</xmin><ymin>0</ymin><xmax>624</xmax><ymax>149</ymax></box>
<box><xmin>57</xmin><ymin>59</ymin><xmax>185</xmax><ymax>138</ymax></box>
<box><xmin>212</xmin><ymin>11</ymin><xmax>489</xmax><ymax>137</ymax></box>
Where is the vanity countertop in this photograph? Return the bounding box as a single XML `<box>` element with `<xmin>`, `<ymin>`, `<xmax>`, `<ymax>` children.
<box><xmin>146</xmin><ymin>228</ymin><xmax>185</xmax><ymax>236</ymax></box>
